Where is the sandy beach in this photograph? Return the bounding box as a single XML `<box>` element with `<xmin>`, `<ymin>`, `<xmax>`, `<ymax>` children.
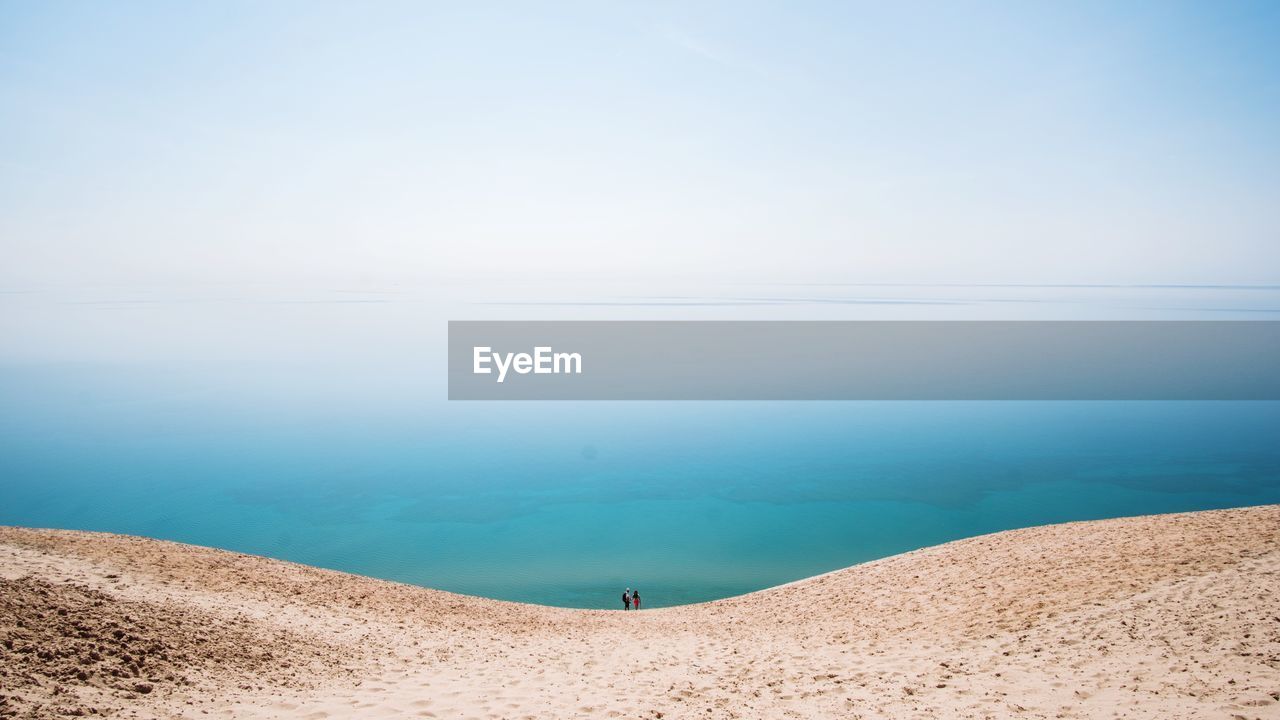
<box><xmin>2</xmin><ymin>505</ymin><xmax>1278</xmax><ymax>719</ymax></box>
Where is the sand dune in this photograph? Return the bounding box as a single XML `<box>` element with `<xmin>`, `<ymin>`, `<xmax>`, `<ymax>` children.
<box><xmin>2</xmin><ymin>505</ymin><xmax>1278</xmax><ymax>719</ymax></box>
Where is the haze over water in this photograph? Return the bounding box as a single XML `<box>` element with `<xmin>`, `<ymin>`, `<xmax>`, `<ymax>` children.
<box><xmin>2</xmin><ymin>282</ymin><xmax>1278</xmax><ymax>608</ymax></box>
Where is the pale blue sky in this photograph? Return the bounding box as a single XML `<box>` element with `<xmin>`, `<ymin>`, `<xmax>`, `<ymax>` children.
<box><xmin>2</xmin><ymin>1</ymin><xmax>1279</xmax><ymax>287</ymax></box>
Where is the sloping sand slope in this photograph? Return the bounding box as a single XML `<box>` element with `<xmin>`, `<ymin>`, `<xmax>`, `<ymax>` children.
<box><xmin>2</xmin><ymin>505</ymin><xmax>1278</xmax><ymax>719</ymax></box>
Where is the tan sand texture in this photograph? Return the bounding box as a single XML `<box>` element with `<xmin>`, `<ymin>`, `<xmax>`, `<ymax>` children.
<box><xmin>2</xmin><ymin>505</ymin><xmax>1278</xmax><ymax>719</ymax></box>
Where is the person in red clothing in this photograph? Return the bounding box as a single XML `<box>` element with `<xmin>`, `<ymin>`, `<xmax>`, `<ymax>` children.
<box><xmin>631</xmin><ymin>589</ymin><xmax>641</xmax><ymax>610</ymax></box>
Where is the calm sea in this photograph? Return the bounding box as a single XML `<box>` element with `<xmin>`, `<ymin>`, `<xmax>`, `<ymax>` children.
<box><xmin>2</xmin><ymin>282</ymin><xmax>1278</xmax><ymax>607</ymax></box>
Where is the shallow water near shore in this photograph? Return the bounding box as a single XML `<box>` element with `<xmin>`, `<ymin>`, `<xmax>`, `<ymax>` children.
<box><xmin>2</xmin><ymin>283</ymin><xmax>1279</xmax><ymax>608</ymax></box>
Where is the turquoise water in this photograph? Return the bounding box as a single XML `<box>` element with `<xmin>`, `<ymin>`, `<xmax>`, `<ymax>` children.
<box><xmin>2</xmin><ymin>284</ymin><xmax>1279</xmax><ymax>607</ymax></box>
<box><xmin>4</xmin><ymin>386</ymin><xmax>1278</xmax><ymax>607</ymax></box>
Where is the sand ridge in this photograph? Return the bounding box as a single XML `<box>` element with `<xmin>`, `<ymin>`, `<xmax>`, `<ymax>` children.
<box><xmin>2</xmin><ymin>505</ymin><xmax>1278</xmax><ymax>719</ymax></box>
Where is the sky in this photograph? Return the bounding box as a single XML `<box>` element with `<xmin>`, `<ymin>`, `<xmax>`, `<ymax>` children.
<box><xmin>2</xmin><ymin>1</ymin><xmax>1279</xmax><ymax>288</ymax></box>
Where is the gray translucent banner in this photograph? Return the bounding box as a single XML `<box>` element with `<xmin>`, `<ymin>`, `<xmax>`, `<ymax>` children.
<box><xmin>448</xmin><ymin>321</ymin><xmax>1280</xmax><ymax>400</ymax></box>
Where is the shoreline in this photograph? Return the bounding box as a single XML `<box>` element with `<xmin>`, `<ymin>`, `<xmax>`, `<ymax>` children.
<box><xmin>3</xmin><ymin>504</ymin><xmax>1279</xmax><ymax>718</ymax></box>
<box><xmin>9</xmin><ymin>503</ymin><xmax>1278</xmax><ymax>612</ymax></box>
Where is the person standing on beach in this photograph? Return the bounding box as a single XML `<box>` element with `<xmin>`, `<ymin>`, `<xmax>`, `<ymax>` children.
<box><xmin>622</xmin><ymin>588</ymin><xmax>631</xmax><ymax>610</ymax></box>
<box><xmin>631</xmin><ymin>589</ymin><xmax>641</xmax><ymax>610</ymax></box>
